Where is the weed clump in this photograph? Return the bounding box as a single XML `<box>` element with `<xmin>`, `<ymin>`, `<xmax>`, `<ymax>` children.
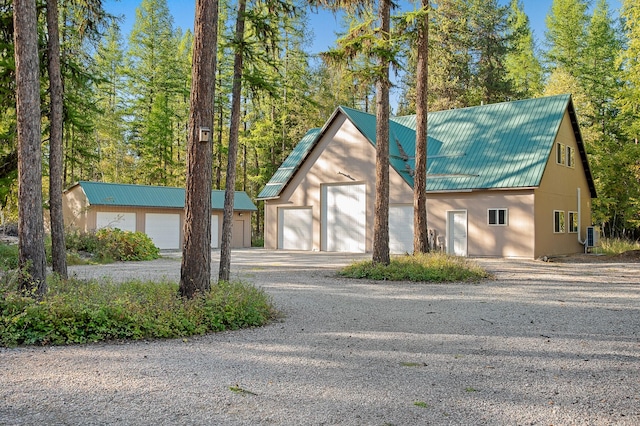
<box><xmin>339</xmin><ymin>252</ymin><xmax>490</xmax><ymax>282</ymax></box>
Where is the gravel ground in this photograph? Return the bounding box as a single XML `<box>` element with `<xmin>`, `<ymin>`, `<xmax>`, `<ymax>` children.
<box><xmin>1</xmin><ymin>250</ymin><xmax>639</xmax><ymax>425</ymax></box>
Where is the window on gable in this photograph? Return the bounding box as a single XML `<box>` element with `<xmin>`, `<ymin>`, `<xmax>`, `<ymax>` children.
<box><xmin>568</xmin><ymin>211</ymin><xmax>578</xmax><ymax>233</ymax></box>
<box><xmin>556</xmin><ymin>142</ymin><xmax>566</xmax><ymax>165</ymax></box>
<box><xmin>554</xmin><ymin>210</ymin><xmax>566</xmax><ymax>233</ymax></box>
<box><xmin>567</xmin><ymin>146</ymin><xmax>575</xmax><ymax>168</ymax></box>
<box><xmin>488</xmin><ymin>208</ymin><xmax>508</xmax><ymax>226</ymax></box>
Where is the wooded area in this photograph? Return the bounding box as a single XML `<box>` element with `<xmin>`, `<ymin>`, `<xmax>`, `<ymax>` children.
<box><xmin>1</xmin><ymin>0</ymin><xmax>639</xmax><ymax>245</ymax></box>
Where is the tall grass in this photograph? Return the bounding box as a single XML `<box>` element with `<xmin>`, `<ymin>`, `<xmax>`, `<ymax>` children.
<box><xmin>599</xmin><ymin>238</ymin><xmax>640</xmax><ymax>255</ymax></box>
<box><xmin>339</xmin><ymin>252</ymin><xmax>490</xmax><ymax>282</ymax></box>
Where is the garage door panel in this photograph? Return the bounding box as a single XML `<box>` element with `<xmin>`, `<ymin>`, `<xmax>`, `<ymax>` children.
<box><xmin>389</xmin><ymin>206</ymin><xmax>414</xmax><ymax>254</ymax></box>
<box><xmin>323</xmin><ymin>184</ymin><xmax>365</xmax><ymax>253</ymax></box>
<box><xmin>145</xmin><ymin>213</ymin><xmax>180</xmax><ymax>250</ymax></box>
<box><xmin>279</xmin><ymin>208</ymin><xmax>312</xmax><ymax>250</ymax></box>
<box><xmin>96</xmin><ymin>212</ymin><xmax>136</xmax><ymax>232</ymax></box>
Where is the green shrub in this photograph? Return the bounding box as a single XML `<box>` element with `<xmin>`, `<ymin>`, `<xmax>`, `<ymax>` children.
<box><xmin>65</xmin><ymin>228</ymin><xmax>160</xmax><ymax>262</ymax></box>
<box><xmin>0</xmin><ymin>275</ymin><xmax>277</xmax><ymax>347</ymax></box>
<box><xmin>339</xmin><ymin>252</ymin><xmax>490</xmax><ymax>282</ymax></box>
<box><xmin>94</xmin><ymin>228</ymin><xmax>160</xmax><ymax>261</ymax></box>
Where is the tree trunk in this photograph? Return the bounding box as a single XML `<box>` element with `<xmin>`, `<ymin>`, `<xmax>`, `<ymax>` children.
<box><xmin>14</xmin><ymin>0</ymin><xmax>47</xmax><ymax>295</ymax></box>
<box><xmin>219</xmin><ymin>0</ymin><xmax>246</xmax><ymax>282</ymax></box>
<box><xmin>414</xmin><ymin>0</ymin><xmax>430</xmax><ymax>254</ymax></box>
<box><xmin>47</xmin><ymin>0</ymin><xmax>68</xmax><ymax>279</ymax></box>
<box><xmin>372</xmin><ymin>0</ymin><xmax>391</xmax><ymax>265</ymax></box>
<box><xmin>180</xmin><ymin>0</ymin><xmax>218</xmax><ymax>299</ymax></box>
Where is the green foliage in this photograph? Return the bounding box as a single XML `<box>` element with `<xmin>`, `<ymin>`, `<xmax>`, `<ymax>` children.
<box><xmin>599</xmin><ymin>238</ymin><xmax>640</xmax><ymax>255</ymax></box>
<box><xmin>66</xmin><ymin>228</ymin><xmax>160</xmax><ymax>262</ymax></box>
<box><xmin>0</xmin><ymin>275</ymin><xmax>277</xmax><ymax>347</ymax></box>
<box><xmin>504</xmin><ymin>0</ymin><xmax>543</xmax><ymax>98</ymax></box>
<box><xmin>339</xmin><ymin>253</ymin><xmax>490</xmax><ymax>282</ymax></box>
<box><xmin>0</xmin><ymin>243</ymin><xmax>18</xmax><ymax>270</ymax></box>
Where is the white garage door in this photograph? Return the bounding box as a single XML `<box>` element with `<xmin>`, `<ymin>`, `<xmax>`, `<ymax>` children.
<box><xmin>279</xmin><ymin>208</ymin><xmax>312</xmax><ymax>250</ymax></box>
<box><xmin>323</xmin><ymin>184</ymin><xmax>366</xmax><ymax>253</ymax></box>
<box><xmin>211</xmin><ymin>214</ymin><xmax>219</xmax><ymax>248</ymax></box>
<box><xmin>145</xmin><ymin>213</ymin><xmax>180</xmax><ymax>249</ymax></box>
<box><xmin>96</xmin><ymin>212</ymin><xmax>136</xmax><ymax>232</ymax></box>
<box><xmin>389</xmin><ymin>205</ymin><xmax>414</xmax><ymax>254</ymax></box>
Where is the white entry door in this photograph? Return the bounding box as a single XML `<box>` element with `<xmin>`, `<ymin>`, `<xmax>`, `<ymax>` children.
<box><xmin>279</xmin><ymin>208</ymin><xmax>312</xmax><ymax>250</ymax></box>
<box><xmin>145</xmin><ymin>213</ymin><xmax>180</xmax><ymax>249</ymax></box>
<box><xmin>447</xmin><ymin>210</ymin><xmax>467</xmax><ymax>256</ymax></box>
<box><xmin>389</xmin><ymin>205</ymin><xmax>414</xmax><ymax>254</ymax></box>
<box><xmin>211</xmin><ymin>214</ymin><xmax>219</xmax><ymax>248</ymax></box>
<box><xmin>323</xmin><ymin>184</ymin><xmax>366</xmax><ymax>253</ymax></box>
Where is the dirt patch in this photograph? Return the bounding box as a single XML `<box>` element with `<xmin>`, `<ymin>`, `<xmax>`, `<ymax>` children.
<box><xmin>549</xmin><ymin>250</ymin><xmax>640</xmax><ymax>263</ymax></box>
<box><xmin>612</xmin><ymin>249</ymin><xmax>640</xmax><ymax>262</ymax></box>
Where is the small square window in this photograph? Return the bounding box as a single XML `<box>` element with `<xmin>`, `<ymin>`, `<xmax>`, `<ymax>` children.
<box><xmin>568</xmin><ymin>211</ymin><xmax>578</xmax><ymax>233</ymax></box>
<box><xmin>567</xmin><ymin>146</ymin><xmax>575</xmax><ymax>168</ymax></box>
<box><xmin>554</xmin><ymin>210</ymin><xmax>566</xmax><ymax>233</ymax></box>
<box><xmin>488</xmin><ymin>208</ymin><xmax>508</xmax><ymax>226</ymax></box>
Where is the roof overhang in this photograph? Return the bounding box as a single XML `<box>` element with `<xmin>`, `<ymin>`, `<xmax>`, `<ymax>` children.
<box><xmin>566</xmin><ymin>97</ymin><xmax>597</xmax><ymax>198</ymax></box>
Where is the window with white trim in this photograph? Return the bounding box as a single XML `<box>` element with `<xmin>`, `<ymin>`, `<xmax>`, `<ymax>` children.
<box><xmin>488</xmin><ymin>208</ymin><xmax>508</xmax><ymax>226</ymax></box>
<box><xmin>554</xmin><ymin>210</ymin><xmax>566</xmax><ymax>233</ymax></box>
<box><xmin>556</xmin><ymin>142</ymin><xmax>566</xmax><ymax>165</ymax></box>
<box><xmin>567</xmin><ymin>146</ymin><xmax>575</xmax><ymax>168</ymax></box>
<box><xmin>568</xmin><ymin>211</ymin><xmax>578</xmax><ymax>233</ymax></box>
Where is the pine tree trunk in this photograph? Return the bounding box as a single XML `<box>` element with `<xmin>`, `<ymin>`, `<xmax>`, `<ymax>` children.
<box><xmin>219</xmin><ymin>0</ymin><xmax>246</xmax><ymax>282</ymax></box>
<box><xmin>180</xmin><ymin>0</ymin><xmax>218</xmax><ymax>298</ymax></box>
<box><xmin>47</xmin><ymin>0</ymin><xmax>68</xmax><ymax>279</ymax></box>
<box><xmin>14</xmin><ymin>0</ymin><xmax>47</xmax><ymax>295</ymax></box>
<box><xmin>372</xmin><ymin>0</ymin><xmax>391</xmax><ymax>265</ymax></box>
<box><xmin>414</xmin><ymin>0</ymin><xmax>430</xmax><ymax>254</ymax></box>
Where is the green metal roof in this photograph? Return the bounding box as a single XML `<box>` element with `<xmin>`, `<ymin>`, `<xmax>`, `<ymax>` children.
<box><xmin>72</xmin><ymin>181</ymin><xmax>257</xmax><ymax>211</ymax></box>
<box><xmin>257</xmin><ymin>128</ymin><xmax>321</xmax><ymax>199</ymax></box>
<box><xmin>258</xmin><ymin>94</ymin><xmax>596</xmax><ymax>198</ymax></box>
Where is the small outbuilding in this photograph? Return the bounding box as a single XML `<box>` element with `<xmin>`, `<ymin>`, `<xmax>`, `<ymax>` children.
<box><xmin>63</xmin><ymin>181</ymin><xmax>257</xmax><ymax>250</ymax></box>
<box><xmin>258</xmin><ymin>94</ymin><xmax>597</xmax><ymax>259</ymax></box>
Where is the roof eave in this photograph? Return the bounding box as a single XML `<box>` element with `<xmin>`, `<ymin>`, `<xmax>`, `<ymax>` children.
<box><xmin>566</xmin><ymin>97</ymin><xmax>597</xmax><ymax>198</ymax></box>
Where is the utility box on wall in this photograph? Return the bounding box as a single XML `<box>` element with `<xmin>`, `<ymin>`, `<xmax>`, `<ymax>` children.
<box><xmin>586</xmin><ymin>226</ymin><xmax>599</xmax><ymax>249</ymax></box>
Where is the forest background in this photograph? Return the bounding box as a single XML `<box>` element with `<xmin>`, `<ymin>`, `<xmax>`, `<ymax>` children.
<box><xmin>0</xmin><ymin>0</ymin><xmax>639</xmax><ymax>242</ymax></box>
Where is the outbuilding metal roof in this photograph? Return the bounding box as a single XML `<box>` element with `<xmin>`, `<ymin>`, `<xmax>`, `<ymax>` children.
<box><xmin>258</xmin><ymin>94</ymin><xmax>596</xmax><ymax>199</ymax></box>
<box><xmin>71</xmin><ymin>181</ymin><xmax>258</xmax><ymax>211</ymax></box>
<box><xmin>257</xmin><ymin>128</ymin><xmax>321</xmax><ymax>200</ymax></box>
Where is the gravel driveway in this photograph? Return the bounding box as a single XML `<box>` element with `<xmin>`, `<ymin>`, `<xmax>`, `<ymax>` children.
<box><xmin>1</xmin><ymin>250</ymin><xmax>639</xmax><ymax>425</ymax></box>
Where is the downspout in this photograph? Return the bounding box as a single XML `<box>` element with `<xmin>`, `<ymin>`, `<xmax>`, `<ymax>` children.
<box><xmin>577</xmin><ymin>187</ymin><xmax>586</xmax><ymax>246</ymax></box>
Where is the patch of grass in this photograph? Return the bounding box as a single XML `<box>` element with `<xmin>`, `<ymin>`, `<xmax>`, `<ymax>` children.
<box><xmin>0</xmin><ymin>273</ymin><xmax>277</xmax><ymax>347</ymax></box>
<box><xmin>339</xmin><ymin>252</ymin><xmax>490</xmax><ymax>282</ymax></box>
<box><xmin>0</xmin><ymin>243</ymin><xmax>18</xmax><ymax>270</ymax></box>
<box><xmin>414</xmin><ymin>401</ymin><xmax>429</xmax><ymax>408</ymax></box>
<box><xmin>229</xmin><ymin>385</ymin><xmax>258</xmax><ymax>396</ymax></box>
<box><xmin>599</xmin><ymin>237</ymin><xmax>640</xmax><ymax>255</ymax></box>
<box><xmin>401</xmin><ymin>361</ymin><xmax>426</xmax><ymax>367</ymax></box>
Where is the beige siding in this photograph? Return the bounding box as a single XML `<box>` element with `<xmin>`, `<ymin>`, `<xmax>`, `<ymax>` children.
<box><xmin>62</xmin><ymin>185</ymin><xmax>91</xmax><ymax>232</ymax></box>
<box><xmin>534</xmin><ymin>111</ymin><xmax>592</xmax><ymax>258</ymax></box>
<box><xmin>264</xmin><ymin>115</ymin><xmax>413</xmax><ymax>251</ymax></box>
<box><xmin>426</xmin><ymin>190</ymin><xmax>536</xmax><ymax>258</ymax></box>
